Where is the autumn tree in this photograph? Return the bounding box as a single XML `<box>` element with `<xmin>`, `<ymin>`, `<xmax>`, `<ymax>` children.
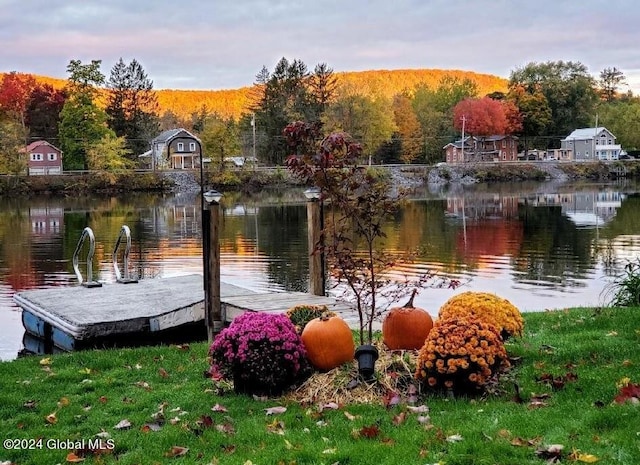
<box><xmin>508</xmin><ymin>85</ymin><xmax>552</xmax><ymax>155</ymax></box>
<box><xmin>412</xmin><ymin>76</ymin><xmax>478</xmax><ymax>163</ymax></box>
<box><xmin>599</xmin><ymin>67</ymin><xmax>627</xmax><ymax>102</ymax></box>
<box><xmin>392</xmin><ymin>93</ymin><xmax>423</xmax><ymax>163</ymax></box>
<box><xmin>106</xmin><ymin>58</ymin><xmax>160</xmax><ymax>158</ymax></box>
<box><xmin>452</xmin><ymin>97</ymin><xmax>522</xmax><ymax>160</ymax></box>
<box><xmin>509</xmin><ymin>61</ymin><xmax>598</xmax><ymax>144</ymax></box>
<box><xmin>0</xmin><ymin>72</ymin><xmax>36</xmax><ymax>135</ymax></box>
<box><xmin>0</xmin><ymin>119</ymin><xmax>27</xmax><ymax>175</ymax></box>
<box><xmin>86</xmin><ymin>133</ymin><xmax>134</xmax><ymax>172</ymax></box>
<box><xmin>200</xmin><ymin>114</ymin><xmax>241</xmax><ymax>171</ymax></box>
<box><xmin>323</xmin><ymin>92</ymin><xmax>396</xmax><ymax>164</ymax></box>
<box><xmin>58</xmin><ymin>59</ymin><xmax>111</xmax><ymax>170</ymax></box>
<box><xmin>25</xmin><ymin>84</ymin><xmax>66</xmax><ymax>141</ymax></box>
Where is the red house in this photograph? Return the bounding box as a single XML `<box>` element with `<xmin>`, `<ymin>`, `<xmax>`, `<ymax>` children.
<box><xmin>443</xmin><ymin>135</ymin><xmax>518</xmax><ymax>164</ymax></box>
<box><xmin>25</xmin><ymin>140</ymin><xmax>63</xmax><ymax>175</ymax></box>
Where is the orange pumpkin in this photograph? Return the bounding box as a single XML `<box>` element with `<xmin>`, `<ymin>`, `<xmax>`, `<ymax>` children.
<box><xmin>383</xmin><ymin>289</ymin><xmax>434</xmax><ymax>350</ymax></box>
<box><xmin>301</xmin><ymin>314</ymin><xmax>355</xmax><ymax>371</ymax></box>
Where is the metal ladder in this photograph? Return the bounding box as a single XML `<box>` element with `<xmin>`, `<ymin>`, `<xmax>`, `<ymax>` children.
<box><xmin>112</xmin><ymin>225</ymin><xmax>138</xmax><ymax>284</ymax></box>
<box><xmin>72</xmin><ymin>227</ymin><xmax>102</xmax><ymax>288</ymax></box>
<box><xmin>72</xmin><ymin>225</ymin><xmax>139</xmax><ymax>286</ymax></box>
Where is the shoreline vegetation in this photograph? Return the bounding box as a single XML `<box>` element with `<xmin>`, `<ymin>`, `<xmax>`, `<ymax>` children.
<box><xmin>1</xmin><ymin>160</ymin><xmax>639</xmax><ymax>197</ymax></box>
<box><xmin>0</xmin><ymin>307</ymin><xmax>638</xmax><ymax>464</ymax></box>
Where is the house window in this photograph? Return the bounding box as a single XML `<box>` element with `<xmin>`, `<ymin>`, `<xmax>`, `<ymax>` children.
<box><xmin>30</xmin><ymin>153</ymin><xmax>43</xmax><ymax>161</ymax></box>
<box><xmin>48</xmin><ymin>153</ymin><xmax>57</xmax><ymax>161</ymax></box>
<box><xmin>189</xmin><ymin>142</ymin><xmax>196</xmax><ymax>152</ymax></box>
<box><xmin>177</xmin><ymin>142</ymin><xmax>184</xmax><ymax>151</ymax></box>
<box><xmin>502</xmin><ymin>140</ymin><xmax>506</xmax><ymax>147</ymax></box>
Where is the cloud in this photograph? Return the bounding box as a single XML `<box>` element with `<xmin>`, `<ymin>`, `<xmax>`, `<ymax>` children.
<box><xmin>2</xmin><ymin>0</ymin><xmax>639</xmax><ymax>92</ymax></box>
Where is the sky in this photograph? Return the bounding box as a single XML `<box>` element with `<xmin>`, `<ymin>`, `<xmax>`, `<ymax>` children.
<box><xmin>2</xmin><ymin>0</ymin><xmax>639</xmax><ymax>93</ymax></box>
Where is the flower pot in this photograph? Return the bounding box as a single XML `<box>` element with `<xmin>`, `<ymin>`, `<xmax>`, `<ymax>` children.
<box><xmin>354</xmin><ymin>344</ymin><xmax>379</xmax><ymax>379</ymax></box>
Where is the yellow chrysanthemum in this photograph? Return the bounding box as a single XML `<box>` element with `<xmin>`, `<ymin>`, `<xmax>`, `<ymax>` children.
<box><xmin>438</xmin><ymin>291</ymin><xmax>524</xmax><ymax>338</ymax></box>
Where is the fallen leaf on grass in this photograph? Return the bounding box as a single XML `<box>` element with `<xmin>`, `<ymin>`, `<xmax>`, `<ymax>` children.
<box><xmin>265</xmin><ymin>406</ymin><xmax>287</xmax><ymax>415</ymax></box>
<box><xmin>319</xmin><ymin>402</ymin><xmax>340</xmax><ymax>411</ymax></box>
<box><xmin>406</xmin><ymin>405</ymin><xmax>429</xmax><ymax>414</ymax></box>
<box><xmin>266</xmin><ymin>419</ymin><xmax>285</xmax><ymax>435</ymax></box>
<box><xmin>58</xmin><ymin>397</ymin><xmax>70</xmax><ymax>407</ymax></box>
<box><xmin>383</xmin><ymin>390</ymin><xmax>401</xmax><ymax>408</ymax></box>
<box><xmin>65</xmin><ymin>452</ymin><xmax>85</xmax><ymax>462</ymax></box>
<box><xmin>23</xmin><ymin>400</ymin><xmax>37</xmax><ymax>409</ymax></box>
<box><xmin>613</xmin><ymin>382</ymin><xmax>640</xmax><ymax>404</ymax></box>
<box><xmin>510</xmin><ymin>437</ymin><xmax>542</xmax><ymax>447</ymax></box>
<box><xmin>158</xmin><ymin>368</ymin><xmax>170</xmax><ymax>378</ymax></box>
<box><xmin>114</xmin><ymin>419</ymin><xmax>132</xmax><ymax>430</ymax></box>
<box><xmin>343</xmin><ymin>411</ymin><xmax>356</xmax><ymax>421</ymax></box>
<box><xmin>360</xmin><ymin>424</ymin><xmax>380</xmax><ymax>439</ymax></box>
<box><xmin>215</xmin><ymin>423</ymin><xmax>235</xmax><ymax>435</ymax></box>
<box><xmin>211</xmin><ymin>403</ymin><xmax>228</xmax><ymax>412</ymax></box>
<box><xmin>417</xmin><ymin>415</ymin><xmax>431</xmax><ymax>425</ymax></box>
<box><xmin>446</xmin><ymin>434</ymin><xmax>464</xmax><ymax>443</ymax></box>
<box><xmin>165</xmin><ymin>446</ymin><xmax>188</xmax><ymax>458</ymax></box>
<box><xmin>141</xmin><ymin>422</ymin><xmax>163</xmax><ymax>432</ymax></box>
<box><xmin>45</xmin><ymin>412</ymin><xmax>57</xmax><ymax>424</ymax></box>
<box><xmin>392</xmin><ymin>412</ymin><xmax>407</xmax><ymax>425</ymax></box>
<box><xmin>39</xmin><ymin>357</ymin><xmax>52</xmax><ymax>365</ymax></box>
<box><xmin>569</xmin><ymin>449</ymin><xmax>599</xmax><ymax>463</ymax></box>
<box><xmin>536</xmin><ymin>444</ymin><xmax>564</xmax><ymax>463</ymax></box>
<box><xmin>134</xmin><ymin>381</ymin><xmax>152</xmax><ymax>391</ymax></box>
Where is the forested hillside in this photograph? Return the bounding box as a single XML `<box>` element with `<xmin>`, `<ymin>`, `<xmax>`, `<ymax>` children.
<box><xmin>4</xmin><ymin>69</ymin><xmax>506</xmax><ymax>120</ymax></box>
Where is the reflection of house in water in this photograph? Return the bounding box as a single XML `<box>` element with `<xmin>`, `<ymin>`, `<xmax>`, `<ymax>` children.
<box><xmin>521</xmin><ymin>191</ymin><xmax>624</xmax><ymax>228</ymax></box>
<box><xmin>29</xmin><ymin>207</ymin><xmax>63</xmax><ymax>237</ymax></box>
<box><xmin>446</xmin><ymin>193</ymin><xmax>520</xmax><ymax>220</ymax></box>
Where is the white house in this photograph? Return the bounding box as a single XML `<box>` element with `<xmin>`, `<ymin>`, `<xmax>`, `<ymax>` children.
<box><xmin>561</xmin><ymin>127</ymin><xmax>622</xmax><ymax>161</ymax></box>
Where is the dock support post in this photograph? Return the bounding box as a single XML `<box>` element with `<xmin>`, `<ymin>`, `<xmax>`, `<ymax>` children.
<box><xmin>203</xmin><ymin>190</ymin><xmax>224</xmax><ymax>343</ymax></box>
<box><xmin>305</xmin><ymin>188</ymin><xmax>324</xmax><ymax>296</ymax></box>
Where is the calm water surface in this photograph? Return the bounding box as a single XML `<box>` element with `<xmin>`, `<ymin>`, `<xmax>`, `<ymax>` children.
<box><xmin>1</xmin><ymin>180</ymin><xmax>639</xmax><ymax>360</ymax></box>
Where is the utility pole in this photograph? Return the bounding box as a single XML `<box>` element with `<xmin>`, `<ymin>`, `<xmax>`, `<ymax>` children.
<box><xmin>461</xmin><ymin>116</ymin><xmax>466</xmax><ymax>163</ymax></box>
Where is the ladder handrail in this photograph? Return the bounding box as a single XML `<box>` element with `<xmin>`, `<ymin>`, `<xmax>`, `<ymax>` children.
<box><xmin>112</xmin><ymin>225</ymin><xmax>137</xmax><ymax>283</ymax></box>
<box><xmin>72</xmin><ymin>227</ymin><xmax>101</xmax><ymax>287</ymax></box>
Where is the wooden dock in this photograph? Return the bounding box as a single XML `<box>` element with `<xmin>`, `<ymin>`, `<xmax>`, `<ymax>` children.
<box><xmin>13</xmin><ymin>274</ymin><xmax>358</xmax><ymax>352</ymax></box>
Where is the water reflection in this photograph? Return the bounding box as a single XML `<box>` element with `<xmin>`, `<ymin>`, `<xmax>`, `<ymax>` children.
<box><xmin>1</xmin><ymin>181</ymin><xmax>639</xmax><ymax>360</ymax></box>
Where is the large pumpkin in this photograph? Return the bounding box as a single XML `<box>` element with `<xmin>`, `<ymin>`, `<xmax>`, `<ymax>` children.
<box><xmin>301</xmin><ymin>314</ymin><xmax>355</xmax><ymax>371</ymax></box>
<box><xmin>382</xmin><ymin>289</ymin><xmax>434</xmax><ymax>350</ymax></box>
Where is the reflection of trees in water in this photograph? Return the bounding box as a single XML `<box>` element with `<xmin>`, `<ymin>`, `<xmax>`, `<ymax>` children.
<box><xmin>514</xmin><ymin>204</ymin><xmax>596</xmax><ymax>286</ymax></box>
<box><xmin>257</xmin><ymin>205</ymin><xmax>308</xmax><ymax>292</ymax></box>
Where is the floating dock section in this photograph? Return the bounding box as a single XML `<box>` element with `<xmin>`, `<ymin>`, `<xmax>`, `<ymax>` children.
<box><xmin>13</xmin><ymin>274</ymin><xmax>357</xmax><ymax>352</ymax></box>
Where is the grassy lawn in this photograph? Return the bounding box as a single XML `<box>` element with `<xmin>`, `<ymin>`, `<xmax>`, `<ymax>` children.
<box><xmin>1</xmin><ymin>306</ymin><xmax>639</xmax><ymax>465</ymax></box>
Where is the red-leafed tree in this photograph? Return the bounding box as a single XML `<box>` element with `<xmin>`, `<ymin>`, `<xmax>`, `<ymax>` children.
<box><xmin>0</xmin><ymin>72</ymin><xmax>37</xmax><ymax>133</ymax></box>
<box><xmin>25</xmin><ymin>84</ymin><xmax>67</xmax><ymax>141</ymax></box>
<box><xmin>452</xmin><ymin>97</ymin><xmax>522</xmax><ymax>161</ymax></box>
<box><xmin>453</xmin><ymin>96</ymin><xmax>522</xmax><ymax>136</ymax></box>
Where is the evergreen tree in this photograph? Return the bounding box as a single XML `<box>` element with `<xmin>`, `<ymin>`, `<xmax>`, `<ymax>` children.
<box><xmin>599</xmin><ymin>67</ymin><xmax>627</xmax><ymax>102</ymax></box>
<box><xmin>106</xmin><ymin>58</ymin><xmax>160</xmax><ymax>158</ymax></box>
<box><xmin>252</xmin><ymin>58</ymin><xmax>336</xmax><ymax>165</ymax></box>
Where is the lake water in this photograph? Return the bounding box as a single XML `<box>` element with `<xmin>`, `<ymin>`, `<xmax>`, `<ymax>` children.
<box><xmin>2</xmin><ymin>180</ymin><xmax>639</xmax><ymax>360</ymax></box>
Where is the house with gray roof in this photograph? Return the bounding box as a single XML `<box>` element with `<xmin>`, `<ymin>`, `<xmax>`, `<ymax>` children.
<box><xmin>149</xmin><ymin>128</ymin><xmax>201</xmax><ymax>170</ymax></box>
<box><xmin>561</xmin><ymin>127</ymin><xmax>622</xmax><ymax>161</ymax></box>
